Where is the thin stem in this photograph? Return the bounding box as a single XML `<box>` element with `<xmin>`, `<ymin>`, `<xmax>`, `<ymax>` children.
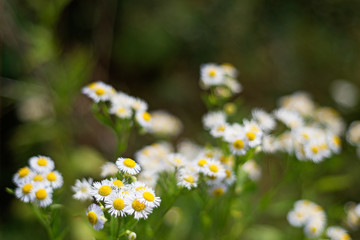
<box><xmin>32</xmin><ymin>204</ymin><xmax>54</xmax><ymax>240</ymax></box>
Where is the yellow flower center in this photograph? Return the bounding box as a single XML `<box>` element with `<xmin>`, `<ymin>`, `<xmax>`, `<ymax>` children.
<box><xmin>98</xmin><ymin>185</ymin><xmax>112</xmax><ymax>196</ymax></box>
<box><xmin>18</xmin><ymin>167</ymin><xmax>30</xmax><ymax>178</ymax></box>
<box><xmin>174</xmin><ymin>158</ymin><xmax>182</xmax><ymax>164</ymax></box>
<box><xmin>246</xmin><ymin>132</ymin><xmax>256</xmax><ymax>141</ymax></box>
<box><xmin>95</xmin><ymin>88</ymin><xmax>105</xmax><ymax>96</ymax></box>
<box><xmin>88</xmin><ymin>211</ymin><xmax>97</xmax><ymax>225</ymax></box>
<box><xmin>136</xmin><ymin>186</ymin><xmax>146</xmax><ymax>191</ymax></box>
<box><xmin>205</xmin><ymin>152</ymin><xmax>213</xmax><ymax>158</ymax></box>
<box><xmin>46</xmin><ymin>172</ymin><xmax>57</xmax><ymax>182</ymax></box>
<box><xmin>123</xmin><ymin>158</ymin><xmax>136</xmax><ymax>168</ymax></box>
<box><xmin>184</xmin><ymin>176</ymin><xmax>194</xmax><ymax>183</ymax></box>
<box><xmin>302</xmin><ymin>133</ymin><xmax>309</xmax><ymax>139</ymax></box>
<box><xmin>88</xmin><ymin>82</ymin><xmax>98</xmax><ymax>89</ymax></box>
<box><xmin>143</xmin><ymin>192</ymin><xmax>155</xmax><ymax>202</ymax></box>
<box><xmin>113</xmin><ymin>198</ymin><xmax>125</xmax><ymax>210</ymax></box>
<box><xmin>35</xmin><ymin>189</ymin><xmax>47</xmax><ymax>200</ymax></box>
<box><xmin>208</xmin><ymin>70</ymin><xmax>216</xmax><ymax>77</ymax></box>
<box><xmin>113</xmin><ymin>180</ymin><xmax>124</xmax><ymax>187</ymax></box>
<box><xmin>311</xmin><ymin>226</ymin><xmax>317</xmax><ymax>233</ymax></box>
<box><xmin>132</xmin><ymin>199</ymin><xmax>146</xmax><ymax>212</ymax></box>
<box><xmin>37</xmin><ymin>158</ymin><xmax>48</xmax><ymax>166</ymax></box>
<box><xmin>213</xmin><ymin>188</ymin><xmax>224</xmax><ymax>196</ymax></box>
<box><xmin>311</xmin><ymin>146</ymin><xmax>319</xmax><ymax>154</ymax></box>
<box><xmin>217</xmin><ymin>126</ymin><xmax>225</xmax><ymax>132</ymax></box>
<box><xmin>250</xmin><ymin>126</ymin><xmax>259</xmax><ymax>132</ymax></box>
<box><xmin>81</xmin><ymin>187</ymin><xmax>87</xmax><ymax>193</ymax></box>
<box><xmin>225</xmin><ymin>170</ymin><xmax>231</xmax><ymax>178</ymax></box>
<box><xmin>209</xmin><ymin>164</ymin><xmax>219</xmax><ymax>173</ymax></box>
<box><xmin>198</xmin><ymin>159</ymin><xmax>207</xmax><ymax>167</ymax></box>
<box><xmin>142</xmin><ymin>112</ymin><xmax>151</xmax><ymax>122</ymax></box>
<box><xmin>22</xmin><ymin>184</ymin><xmax>33</xmax><ymax>194</ymax></box>
<box><xmin>233</xmin><ymin>139</ymin><xmax>244</xmax><ymax>149</ymax></box>
<box><xmin>333</xmin><ymin>136</ymin><xmax>341</xmax><ymax>146</ymax></box>
<box><xmin>33</xmin><ymin>174</ymin><xmax>44</xmax><ymax>182</ymax></box>
<box><xmin>117</xmin><ymin>108</ymin><xmax>126</xmax><ymax>114</ymax></box>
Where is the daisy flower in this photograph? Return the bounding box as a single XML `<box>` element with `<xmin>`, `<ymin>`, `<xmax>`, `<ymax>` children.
<box><xmin>31</xmin><ymin>173</ymin><xmax>50</xmax><ymax>186</ymax></box>
<box><xmin>110</xmin><ymin>178</ymin><xmax>126</xmax><ymax>189</ymax></box>
<box><xmin>116</xmin><ymin>157</ymin><xmax>141</xmax><ymax>175</ymax></box>
<box><xmin>304</xmin><ymin>140</ymin><xmax>331</xmax><ymax>163</ymax></box>
<box><xmin>109</xmin><ymin>104</ymin><xmax>132</xmax><ymax>119</ymax></box>
<box><xmin>136</xmin><ymin>187</ymin><xmax>161</xmax><ymax>208</ymax></box>
<box><xmin>87</xmin><ymin>204</ymin><xmax>106</xmax><ymax>230</ymax></box>
<box><xmin>13</xmin><ymin>167</ymin><xmax>33</xmax><ymax>185</ymax></box>
<box><xmin>346</xmin><ymin>121</ymin><xmax>360</xmax><ymax>146</ymax></box>
<box><xmin>209</xmin><ymin>183</ymin><xmax>228</xmax><ymax>197</ymax></box>
<box><xmin>326</xmin><ymin>226</ymin><xmax>351</xmax><ymax>240</ymax></box>
<box><xmin>167</xmin><ymin>153</ymin><xmax>187</xmax><ymax>168</ymax></box>
<box><xmin>177</xmin><ymin>168</ymin><xmax>198</xmax><ymax>190</ymax></box>
<box><xmin>210</xmin><ymin>123</ymin><xmax>229</xmax><ymax>138</ymax></box>
<box><xmin>91</xmin><ymin>179</ymin><xmax>113</xmax><ymax>202</ymax></box>
<box><xmin>72</xmin><ymin>178</ymin><xmax>93</xmax><ymax>201</ymax></box>
<box><xmin>204</xmin><ymin>159</ymin><xmax>226</xmax><ymax>180</ymax></box>
<box><xmin>274</xmin><ymin>108</ymin><xmax>304</xmax><ymax>129</ymax></box>
<box><xmin>29</xmin><ymin>155</ymin><xmax>54</xmax><ymax>173</ymax></box>
<box><xmin>194</xmin><ymin>157</ymin><xmax>210</xmax><ymax>174</ymax></box>
<box><xmin>15</xmin><ymin>182</ymin><xmax>35</xmax><ymax>203</ymax></box>
<box><xmin>130</xmin><ymin>181</ymin><xmax>148</xmax><ymax>192</ymax></box>
<box><xmin>243</xmin><ymin>119</ymin><xmax>263</xmax><ymax>148</ymax></box>
<box><xmin>202</xmin><ymin>111</ymin><xmax>226</xmax><ymax>130</ymax></box>
<box><xmin>242</xmin><ymin>160</ymin><xmax>261</xmax><ymax>182</ymax></box>
<box><xmin>251</xmin><ymin>108</ymin><xmax>276</xmax><ymax>132</ymax></box>
<box><xmin>135</xmin><ymin>110</ymin><xmax>152</xmax><ymax>129</ymax></box>
<box><xmin>200</xmin><ymin>63</ymin><xmax>225</xmax><ymax>88</ymax></box>
<box><xmin>105</xmin><ymin>192</ymin><xmax>128</xmax><ymax>217</ymax></box>
<box><xmin>82</xmin><ymin>81</ymin><xmax>115</xmax><ymax>103</ymax></box>
<box><xmin>131</xmin><ymin>98</ymin><xmax>148</xmax><ymax>112</ymax></box>
<box><xmin>124</xmin><ymin>194</ymin><xmax>153</xmax><ymax>220</ymax></box>
<box><xmin>229</xmin><ymin>134</ymin><xmax>249</xmax><ymax>156</ymax></box>
<box><xmin>45</xmin><ymin>170</ymin><xmax>63</xmax><ymax>189</ymax></box>
<box><xmin>32</xmin><ymin>184</ymin><xmax>53</xmax><ymax>207</ymax></box>
<box><xmin>221</xmin><ymin>63</ymin><xmax>238</xmax><ymax>78</ymax></box>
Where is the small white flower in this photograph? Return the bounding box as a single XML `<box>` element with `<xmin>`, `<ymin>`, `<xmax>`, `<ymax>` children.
<box><xmin>131</xmin><ymin>98</ymin><xmax>148</xmax><ymax>112</ymax></box>
<box><xmin>109</xmin><ymin>104</ymin><xmax>132</xmax><ymax>119</ymax></box>
<box><xmin>124</xmin><ymin>194</ymin><xmax>153</xmax><ymax>220</ymax></box>
<box><xmin>209</xmin><ymin>183</ymin><xmax>228</xmax><ymax>197</ymax></box>
<box><xmin>87</xmin><ymin>204</ymin><xmax>105</xmax><ymax>230</ymax></box>
<box><xmin>100</xmin><ymin>162</ymin><xmax>119</xmax><ymax>178</ymax></box>
<box><xmin>82</xmin><ymin>81</ymin><xmax>116</xmax><ymax>103</ymax></box>
<box><xmin>29</xmin><ymin>155</ymin><xmax>55</xmax><ymax>173</ymax></box>
<box><xmin>202</xmin><ymin>111</ymin><xmax>226</xmax><ymax>130</ymax></box>
<box><xmin>91</xmin><ymin>179</ymin><xmax>113</xmax><ymax>202</ymax></box>
<box><xmin>45</xmin><ymin>170</ymin><xmax>63</xmax><ymax>189</ymax></box>
<box><xmin>252</xmin><ymin>108</ymin><xmax>276</xmax><ymax>132</ymax></box>
<box><xmin>128</xmin><ymin>232</ymin><xmax>137</xmax><ymax>240</ymax></box>
<box><xmin>242</xmin><ymin>160</ymin><xmax>261</xmax><ymax>182</ymax></box>
<box><xmin>13</xmin><ymin>167</ymin><xmax>33</xmax><ymax>186</ymax></box>
<box><xmin>15</xmin><ymin>182</ymin><xmax>35</xmax><ymax>203</ymax></box>
<box><xmin>204</xmin><ymin>159</ymin><xmax>226</xmax><ymax>180</ymax></box>
<box><xmin>274</xmin><ymin>108</ymin><xmax>304</xmax><ymax>129</ymax></box>
<box><xmin>347</xmin><ymin>121</ymin><xmax>360</xmax><ymax>146</ymax></box>
<box><xmin>136</xmin><ymin>187</ymin><xmax>161</xmax><ymax>208</ymax></box>
<box><xmin>200</xmin><ymin>63</ymin><xmax>225</xmax><ymax>88</ymax></box>
<box><xmin>135</xmin><ymin>110</ymin><xmax>152</xmax><ymax>129</ymax></box>
<box><xmin>32</xmin><ymin>184</ymin><xmax>53</xmax><ymax>207</ymax></box>
<box><xmin>243</xmin><ymin>119</ymin><xmax>263</xmax><ymax>148</ymax></box>
<box><xmin>72</xmin><ymin>178</ymin><xmax>93</xmax><ymax>201</ymax></box>
<box><xmin>177</xmin><ymin>167</ymin><xmax>198</xmax><ymax>190</ymax></box>
<box><xmin>326</xmin><ymin>226</ymin><xmax>351</xmax><ymax>240</ymax></box>
<box><xmin>116</xmin><ymin>157</ymin><xmax>141</xmax><ymax>175</ymax></box>
<box><xmin>105</xmin><ymin>192</ymin><xmax>128</xmax><ymax>217</ymax></box>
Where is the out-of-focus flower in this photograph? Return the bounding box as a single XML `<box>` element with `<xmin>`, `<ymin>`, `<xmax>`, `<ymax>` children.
<box><xmin>147</xmin><ymin>110</ymin><xmax>183</xmax><ymax>137</ymax></box>
<box><xmin>330</xmin><ymin>80</ymin><xmax>359</xmax><ymax>109</ymax></box>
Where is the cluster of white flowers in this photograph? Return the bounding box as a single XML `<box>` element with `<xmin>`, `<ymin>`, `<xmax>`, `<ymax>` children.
<box><xmin>72</xmin><ymin>157</ymin><xmax>161</xmax><ymax>231</ymax></box>
<box><xmin>200</xmin><ymin>63</ymin><xmax>242</xmax><ymax>97</ymax></box>
<box><xmin>82</xmin><ymin>81</ymin><xmax>152</xmax><ymax>130</ymax></box>
<box><xmin>288</xmin><ymin>200</ymin><xmax>352</xmax><ymax>239</ymax></box>
<box><xmin>13</xmin><ymin>155</ymin><xmax>63</xmax><ymax>207</ymax></box>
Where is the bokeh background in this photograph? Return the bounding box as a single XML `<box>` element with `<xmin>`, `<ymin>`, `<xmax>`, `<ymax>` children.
<box><xmin>1</xmin><ymin>0</ymin><xmax>360</xmax><ymax>239</ymax></box>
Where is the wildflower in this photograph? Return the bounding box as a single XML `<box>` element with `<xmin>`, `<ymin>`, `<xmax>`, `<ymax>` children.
<box><xmin>202</xmin><ymin>111</ymin><xmax>227</xmax><ymax>130</ymax></box>
<box><xmin>251</xmin><ymin>108</ymin><xmax>276</xmax><ymax>132</ymax></box>
<box><xmin>131</xmin><ymin>98</ymin><xmax>148</xmax><ymax>112</ymax></box>
<box><xmin>128</xmin><ymin>231</ymin><xmax>137</xmax><ymax>240</ymax></box>
<box><xmin>279</xmin><ymin>91</ymin><xmax>315</xmax><ymax>117</ymax></box>
<box><xmin>326</xmin><ymin>226</ymin><xmax>352</xmax><ymax>240</ymax></box>
<box><xmin>124</xmin><ymin>194</ymin><xmax>153</xmax><ymax>220</ymax></box>
<box><xmin>177</xmin><ymin>167</ymin><xmax>198</xmax><ymax>190</ymax></box>
<box><xmin>200</xmin><ymin>63</ymin><xmax>225</xmax><ymax>88</ymax></box>
<box><xmin>29</xmin><ymin>155</ymin><xmax>54</xmax><ymax>173</ymax></box>
<box><xmin>72</xmin><ymin>178</ymin><xmax>93</xmax><ymax>201</ymax></box>
<box><xmin>243</xmin><ymin>119</ymin><xmax>263</xmax><ymax>148</ymax></box>
<box><xmin>347</xmin><ymin>121</ymin><xmax>360</xmax><ymax>146</ymax></box>
<box><xmin>15</xmin><ymin>182</ymin><xmax>35</xmax><ymax>203</ymax></box>
<box><xmin>109</xmin><ymin>104</ymin><xmax>132</xmax><ymax>119</ymax></box>
<box><xmin>136</xmin><ymin>187</ymin><xmax>161</xmax><ymax>208</ymax></box>
<box><xmin>274</xmin><ymin>108</ymin><xmax>304</xmax><ymax>129</ymax></box>
<box><xmin>116</xmin><ymin>157</ymin><xmax>141</xmax><ymax>175</ymax></box>
<box><xmin>167</xmin><ymin>153</ymin><xmax>187</xmax><ymax>168</ymax></box>
<box><xmin>135</xmin><ymin>110</ymin><xmax>152</xmax><ymax>129</ymax></box>
<box><xmin>204</xmin><ymin>159</ymin><xmax>226</xmax><ymax>180</ymax></box>
<box><xmin>147</xmin><ymin>110</ymin><xmax>183</xmax><ymax>137</ymax></box>
<box><xmin>221</xmin><ymin>63</ymin><xmax>238</xmax><ymax>78</ymax></box>
<box><xmin>13</xmin><ymin>167</ymin><xmax>33</xmax><ymax>185</ymax></box>
<box><xmin>261</xmin><ymin>135</ymin><xmax>280</xmax><ymax>153</ymax></box>
<box><xmin>304</xmin><ymin>140</ymin><xmax>331</xmax><ymax>163</ymax></box>
<box><xmin>228</xmin><ymin>132</ymin><xmax>249</xmax><ymax>156</ymax></box>
<box><xmin>82</xmin><ymin>81</ymin><xmax>115</xmax><ymax>103</ymax></box>
<box><xmin>45</xmin><ymin>170</ymin><xmax>63</xmax><ymax>189</ymax></box>
<box><xmin>32</xmin><ymin>185</ymin><xmax>53</xmax><ymax>207</ymax></box>
<box><xmin>105</xmin><ymin>192</ymin><xmax>128</xmax><ymax>217</ymax></box>
<box><xmin>87</xmin><ymin>204</ymin><xmax>105</xmax><ymax>230</ymax></box>
<box><xmin>209</xmin><ymin>183</ymin><xmax>228</xmax><ymax>197</ymax></box>
<box><xmin>210</xmin><ymin>123</ymin><xmax>229</xmax><ymax>138</ymax></box>
<box><xmin>91</xmin><ymin>179</ymin><xmax>113</xmax><ymax>202</ymax></box>
<box><xmin>224</xmin><ymin>78</ymin><xmax>242</xmax><ymax>94</ymax></box>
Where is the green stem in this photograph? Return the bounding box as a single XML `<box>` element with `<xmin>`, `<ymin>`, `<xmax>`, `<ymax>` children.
<box><xmin>32</xmin><ymin>204</ymin><xmax>54</xmax><ymax>240</ymax></box>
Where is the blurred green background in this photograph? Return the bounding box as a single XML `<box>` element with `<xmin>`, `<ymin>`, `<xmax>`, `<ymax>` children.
<box><xmin>1</xmin><ymin>0</ymin><xmax>360</xmax><ymax>239</ymax></box>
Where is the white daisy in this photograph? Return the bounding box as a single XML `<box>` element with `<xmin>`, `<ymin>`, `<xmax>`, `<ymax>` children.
<box><xmin>105</xmin><ymin>192</ymin><xmax>128</xmax><ymax>217</ymax></box>
<box><xmin>82</xmin><ymin>81</ymin><xmax>116</xmax><ymax>103</ymax></box>
<box><xmin>202</xmin><ymin>111</ymin><xmax>226</xmax><ymax>130</ymax></box>
<box><xmin>243</xmin><ymin>119</ymin><xmax>263</xmax><ymax>148</ymax></box>
<box><xmin>13</xmin><ymin>167</ymin><xmax>33</xmax><ymax>185</ymax></box>
<box><xmin>167</xmin><ymin>153</ymin><xmax>187</xmax><ymax>168</ymax></box>
<box><xmin>204</xmin><ymin>159</ymin><xmax>226</xmax><ymax>180</ymax></box>
<box><xmin>109</xmin><ymin>178</ymin><xmax>126</xmax><ymax>189</ymax></box>
<box><xmin>210</xmin><ymin>123</ymin><xmax>229</xmax><ymax>138</ymax></box>
<box><xmin>131</xmin><ymin>98</ymin><xmax>148</xmax><ymax>112</ymax></box>
<box><xmin>45</xmin><ymin>170</ymin><xmax>63</xmax><ymax>189</ymax></box>
<box><xmin>91</xmin><ymin>179</ymin><xmax>113</xmax><ymax>202</ymax></box>
<box><xmin>252</xmin><ymin>108</ymin><xmax>276</xmax><ymax>132</ymax></box>
<box><xmin>135</xmin><ymin>110</ymin><xmax>152</xmax><ymax>129</ymax></box>
<box><xmin>221</xmin><ymin>63</ymin><xmax>238</xmax><ymax>78</ymax></box>
<box><xmin>87</xmin><ymin>203</ymin><xmax>106</xmax><ymax>230</ymax></box>
<box><xmin>224</xmin><ymin>78</ymin><xmax>242</xmax><ymax>94</ymax></box>
<box><xmin>29</xmin><ymin>155</ymin><xmax>55</xmax><ymax>173</ymax></box>
<box><xmin>124</xmin><ymin>194</ymin><xmax>153</xmax><ymax>220</ymax></box>
<box><xmin>304</xmin><ymin>140</ymin><xmax>331</xmax><ymax>163</ymax></box>
<box><xmin>32</xmin><ymin>184</ymin><xmax>53</xmax><ymax>207</ymax></box>
<box><xmin>31</xmin><ymin>173</ymin><xmax>50</xmax><ymax>186</ymax></box>
<box><xmin>177</xmin><ymin>167</ymin><xmax>199</xmax><ymax>190</ymax></box>
<box><xmin>326</xmin><ymin>226</ymin><xmax>351</xmax><ymax>240</ymax></box>
<box><xmin>15</xmin><ymin>182</ymin><xmax>35</xmax><ymax>203</ymax></box>
<box><xmin>72</xmin><ymin>178</ymin><xmax>93</xmax><ymax>201</ymax></box>
<box><xmin>242</xmin><ymin>160</ymin><xmax>261</xmax><ymax>182</ymax></box>
<box><xmin>209</xmin><ymin>183</ymin><xmax>228</xmax><ymax>197</ymax></box>
<box><xmin>116</xmin><ymin>157</ymin><xmax>141</xmax><ymax>175</ymax></box>
<box><xmin>274</xmin><ymin>108</ymin><xmax>304</xmax><ymax>129</ymax></box>
<box><xmin>136</xmin><ymin>187</ymin><xmax>161</xmax><ymax>208</ymax></box>
<box><xmin>347</xmin><ymin>121</ymin><xmax>360</xmax><ymax>146</ymax></box>
<box><xmin>109</xmin><ymin>104</ymin><xmax>132</xmax><ymax>119</ymax></box>
<box><xmin>128</xmin><ymin>232</ymin><xmax>137</xmax><ymax>240</ymax></box>
<box><xmin>229</xmin><ymin>134</ymin><xmax>249</xmax><ymax>156</ymax></box>
<box><xmin>200</xmin><ymin>63</ymin><xmax>225</xmax><ymax>88</ymax></box>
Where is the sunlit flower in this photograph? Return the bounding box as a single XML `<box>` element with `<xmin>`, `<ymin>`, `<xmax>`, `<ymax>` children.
<box><xmin>105</xmin><ymin>192</ymin><xmax>128</xmax><ymax>217</ymax></box>
<box><xmin>82</xmin><ymin>81</ymin><xmax>116</xmax><ymax>103</ymax></box>
<box><xmin>72</xmin><ymin>178</ymin><xmax>93</xmax><ymax>201</ymax></box>
<box><xmin>116</xmin><ymin>157</ymin><xmax>141</xmax><ymax>175</ymax></box>
<box><xmin>13</xmin><ymin>167</ymin><xmax>33</xmax><ymax>185</ymax></box>
<box><xmin>124</xmin><ymin>194</ymin><xmax>153</xmax><ymax>220</ymax></box>
<box><xmin>136</xmin><ymin>187</ymin><xmax>161</xmax><ymax>208</ymax></box>
<box><xmin>15</xmin><ymin>182</ymin><xmax>35</xmax><ymax>203</ymax></box>
<box><xmin>135</xmin><ymin>110</ymin><xmax>152</xmax><ymax>129</ymax></box>
<box><xmin>242</xmin><ymin>160</ymin><xmax>261</xmax><ymax>181</ymax></box>
<box><xmin>327</xmin><ymin>226</ymin><xmax>351</xmax><ymax>240</ymax></box>
<box><xmin>45</xmin><ymin>170</ymin><xmax>63</xmax><ymax>189</ymax></box>
<box><xmin>91</xmin><ymin>179</ymin><xmax>113</xmax><ymax>202</ymax></box>
<box><xmin>29</xmin><ymin>155</ymin><xmax>54</xmax><ymax>173</ymax></box>
<box><xmin>32</xmin><ymin>184</ymin><xmax>53</xmax><ymax>207</ymax></box>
